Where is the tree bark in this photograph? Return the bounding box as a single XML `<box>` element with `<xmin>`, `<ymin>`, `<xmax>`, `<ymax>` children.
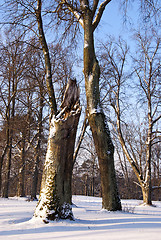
<box><xmin>60</xmin><ymin>0</ymin><xmax>121</xmax><ymax>211</ymax></box>
<box><xmin>141</xmin><ymin>185</ymin><xmax>151</xmax><ymax>205</ymax></box>
<box><xmin>88</xmin><ymin>113</ymin><xmax>121</xmax><ymax>209</ymax></box>
<box><xmin>35</xmin><ymin>0</ymin><xmax>81</xmax><ymax>220</ymax></box>
<box><xmin>34</xmin><ymin>104</ymin><xmax>81</xmax><ymax>221</ymax></box>
<box><xmin>82</xmin><ymin>9</ymin><xmax>121</xmax><ymax>211</ymax></box>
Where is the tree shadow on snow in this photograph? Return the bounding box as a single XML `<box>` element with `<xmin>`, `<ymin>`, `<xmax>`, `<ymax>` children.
<box><xmin>0</xmin><ymin>215</ymin><xmax>161</xmax><ymax>236</ymax></box>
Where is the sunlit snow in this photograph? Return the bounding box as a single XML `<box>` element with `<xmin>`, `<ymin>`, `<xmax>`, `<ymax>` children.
<box><xmin>0</xmin><ymin>195</ymin><xmax>161</xmax><ymax>240</ymax></box>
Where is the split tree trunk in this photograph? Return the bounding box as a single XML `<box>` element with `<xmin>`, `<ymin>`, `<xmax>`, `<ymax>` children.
<box><xmin>34</xmin><ymin>104</ymin><xmax>81</xmax><ymax>221</ymax></box>
<box><xmin>83</xmin><ymin>10</ymin><xmax>121</xmax><ymax>211</ymax></box>
<box><xmin>35</xmin><ymin>0</ymin><xmax>81</xmax><ymax>220</ymax></box>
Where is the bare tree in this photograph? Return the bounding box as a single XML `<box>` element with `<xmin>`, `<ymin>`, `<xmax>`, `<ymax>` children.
<box><xmin>99</xmin><ymin>32</ymin><xmax>161</xmax><ymax>205</ymax></box>
<box><xmin>58</xmin><ymin>0</ymin><xmax>121</xmax><ymax>211</ymax></box>
<box><xmin>0</xmin><ymin>29</ymin><xmax>27</xmax><ymax>197</ymax></box>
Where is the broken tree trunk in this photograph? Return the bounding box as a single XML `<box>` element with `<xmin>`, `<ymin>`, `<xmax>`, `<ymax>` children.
<box><xmin>35</xmin><ymin>0</ymin><xmax>81</xmax><ymax>221</ymax></box>
<box><xmin>34</xmin><ymin>80</ymin><xmax>81</xmax><ymax>221</ymax></box>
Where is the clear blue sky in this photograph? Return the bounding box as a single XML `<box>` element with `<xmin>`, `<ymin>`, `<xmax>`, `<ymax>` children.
<box><xmin>95</xmin><ymin>0</ymin><xmax>140</xmax><ymax>46</ymax></box>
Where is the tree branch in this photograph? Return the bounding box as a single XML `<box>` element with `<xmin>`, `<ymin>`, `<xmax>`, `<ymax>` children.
<box><xmin>73</xmin><ymin>115</ymin><xmax>89</xmax><ymax>164</ymax></box>
<box><xmin>36</xmin><ymin>0</ymin><xmax>57</xmax><ymax>115</ymax></box>
<box><xmin>133</xmin><ymin>181</ymin><xmax>142</xmax><ymax>188</ymax></box>
<box><xmin>92</xmin><ymin>0</ymin><xmax>112</xmax><ymax>31</ymax></box>
<box><xmin>152</xmin><ymin>114</ymin><xmax>161</xmax><ymax>126</ymax></box>
<box><xmin>91</xmin><ymin>0</ymin><xmax>99</xmax><ymax>18</ymax></box>
<box><xmin>61</xmin><ymin>0</ymin><xmax>84</xmax><ymax>28</ymax></box>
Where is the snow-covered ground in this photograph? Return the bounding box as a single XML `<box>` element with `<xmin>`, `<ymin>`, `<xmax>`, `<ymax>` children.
<box><xmin>0</xmin><ymin>195</ymin><xmax>161</xmax><ymax>240</ymax></box>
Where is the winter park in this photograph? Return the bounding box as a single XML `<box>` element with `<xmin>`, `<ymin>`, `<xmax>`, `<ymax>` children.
<box><xmin>0</xmin><ymin>0</ymin><xmax>161</xmax><ymax>239</ymax></box>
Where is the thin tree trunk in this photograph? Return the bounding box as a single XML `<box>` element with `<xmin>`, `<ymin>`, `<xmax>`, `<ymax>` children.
<box><xmin>36</xmin><ymin>0</ymin><xmax>57</xmax><ymax>116</ymax></box>
<box><xmin>2</xmin><ymin>116</ymin><xmax>13</xmax><ymax>198</ymax></box>
<box><xmin>17</xmin><ymin>137</ymin><xmax>25</xmax><ymax>197</ymax></box>
<box><xmin>31</xmin><ymin>94</ymin><xmax>43</xmax><ymax>200</ymax></box>
<box><xmin>2</xmin><ymin>144</ymin><xmax>12</xmax><ymax>198</ymax></box>
<box><xmin>31</xmin><ymin>136</ymin><xmax>40</xmax><ymax>200</ymax></box>
<box><xmin>0</xmin><ymin>145</ymin><xmax>8</xmax><ymax>195</ymax></box>
<box><xmin>31</xmin><ymin>162</ymin><xmax>39</xmax><ymax>200</ymax></box>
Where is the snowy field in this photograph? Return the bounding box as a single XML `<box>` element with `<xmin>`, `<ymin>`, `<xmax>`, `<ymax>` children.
<box><xmin>0</xmin><ymin>195</ymin><xmax>161</xmax><ymax>240</ymax></box>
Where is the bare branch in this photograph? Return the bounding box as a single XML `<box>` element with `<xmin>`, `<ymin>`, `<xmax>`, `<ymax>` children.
<box><xmin>152</xmin><ymin>185</ymin><xmax>161</xmax><ymax>190</ymax></box>
<box><xmin>73</xmin><ymin>115</ymin><xmax>89</xmax><ymax>164</ymax></box>
<box><xmin>61</xmin><ymin>0</ymin><xmax>84</xmax><ymax>28</ymax></box>
<box><xmin>152</xmin><ymin>114</ymin><xmax>161</xmax><ymax>126</ymax></box>
<box><xmin>36</xmin><ymin>0</ymin><xmax>57</xmax><ymax>115</ymax></box>
<box><xmin>133</xmin><ymin>181</ymin><xmax>142</xmax><ymax>188</ymax></box>
<box><xmin>92</xmin><ymin>0</ymin><xmax>112</xmax><ymax>31</ymax></box>
<box><xmin>91</xmin><ymin>0</ymin><xmax>99</xmax><ymax>18</ymax></box>
<box><xmin>151</xmin><ymin>139</ymin><xmax>161</xmax><ymax>146</ymax></box>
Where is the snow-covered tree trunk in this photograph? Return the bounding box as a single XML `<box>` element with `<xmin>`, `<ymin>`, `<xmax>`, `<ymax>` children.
<box><xmin>34</xmin><ymin>103</ymin><xmax>81</xmax><ymax>221</ymax></box>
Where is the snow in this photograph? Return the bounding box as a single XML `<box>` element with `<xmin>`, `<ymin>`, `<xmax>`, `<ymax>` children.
<box><xmin>84</xmin><ymin>40</ymin><xmax>89</xmax><ymax>48</ymax></box>
<box><xmin>0</xmin><ymin>196</ymin><xmax>161</xmax><ymax>240</ymax></box>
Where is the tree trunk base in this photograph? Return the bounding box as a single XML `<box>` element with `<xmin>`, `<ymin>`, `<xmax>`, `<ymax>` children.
<box><xmin>88</xmin><ymin>112</ymin><xmax>122</xmax><ymax>211</ymax></box>
<box><xmin>142</xmin><ymin>186</ymin><xmax>152</xmax><ymax>206</ymax></box>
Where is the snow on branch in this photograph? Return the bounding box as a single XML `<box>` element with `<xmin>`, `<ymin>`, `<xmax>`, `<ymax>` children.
<box><xmin>133</xmin><ymin>181</ymin><xmax>142</xmax><ymax>188</ymax></box>
<box><xmin>62</xmin><ymin>0</ymin><xmax>84</xmax><ymax>28</ymax></box>
<box><xmin>92</xmin><ymin>0</ymin><xmax>112</xmax><ymax>31</ymax></box>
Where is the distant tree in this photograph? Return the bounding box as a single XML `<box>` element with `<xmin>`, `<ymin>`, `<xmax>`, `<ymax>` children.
<box><xmin>122</xmin><ymin>0</ymin><xmax>161</xmax><ymax>23</ymax></box>
<box><xmin>77</xmin><ymin>131</ymin><xmax>100</xmax><ymax>196</ymax></box>
<box><xmin>72</xmin><ymin>132</ymin><xmax>101</xmax><ymax>197</ymax></box>
<box><xmin>0</xmin><ymin>29</ymin><xmax>27</xmax><ymax>197</ymax></box>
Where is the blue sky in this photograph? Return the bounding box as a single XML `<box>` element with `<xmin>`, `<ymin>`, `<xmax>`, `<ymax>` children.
<box><xmin>95</xmin><ymin>0</ymin><xmax>140</xmax><ymax>46</ymax></box>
